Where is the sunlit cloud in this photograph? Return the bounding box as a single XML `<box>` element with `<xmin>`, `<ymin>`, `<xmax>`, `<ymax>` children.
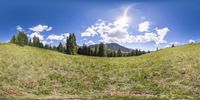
<box><xmin>16</xmin><ymin>25</ymin><xmax>24</xmax><ymax>32</ymax></box>
<box><xmin>81</xmin><ymin>5</ymin><xmax>169</xmax><ymax>46</ymax></box>
<box><xmin>138</xmin><ymin>21</ymin><xmax>150</xmax><ymax>32</ymax></box>
<box><xmin>189</xmin><ymin>39</ymin><xmax>195</xmax><ymax>43</ymax></box>
<box><xmin>29</xmin><ymin>24</ymin><xmax>52</xmax><ymax>32</ymax></box>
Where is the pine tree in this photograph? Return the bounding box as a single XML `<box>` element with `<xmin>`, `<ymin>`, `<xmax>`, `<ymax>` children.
<box><xmin>131</xmin><ymin>50</ymin><xmax>136</xmax><ymax>56</ymax></box>
<box><xmin>98</xmin><ymin>43</ymin><xmax>106</xmax><ymax>57</ymax></box>
<box><xmin>39</xmin><ymin>42</ymin><xmax>44</xmax><ymax>48</ymax></box>
<box><xmin>94</xmin><ymin>45</ymin><xmax>98</xmax><ymax>56</ymax></box>
<box><xmin>82</xmin><ymin>44</ymin><xmax>88</xmax><ymax>55</ymax></box>
<box><xmin>172</xmin><ymin>44</ymin><xmax>175</xmax><ymax>47</ymax></box>
<box><xmin>113</xmin><ymin>51</ymin><xmax>117</xmax><ymax>57</ymax></box>
<box><xmin>28</xmin><ymin>39</ymin><xmax>32</xmax><ymax>46</ymax></box>
<box><xmin>66</xmin><ymin>36</ymin><xmax>70</xmax><ymax>54</ymax></box>
<box><xmin>10</xmin><ymin>35</ymin><xmax>16</xmax><ymax>43</ymax></box>
<box><xmin>44</xmin><ymin>44</ymin><xmax>50</xmax><ymax>49</ymax></box>
<box><xmin>77</xmin><ymin>47</ymin><xmax>82</xmax><ymax>54</ymax></box>
<box><xmin>71</xmin><ymin>33</ymin><xmax>77</xmax><ymax>55</ymax></box>
<box><xmin>109</xmin><ymin>52</ymin><xmax>113</xmax><ymax>57</ymax></box>
<box><xmin>117</xmin><ymin>49</ymin><xmax>122</xmax><ymax>57</ymax></box>
<box><xmin>32</xmin><ymin>36</ymin><xmax>43</xmax><ymax>48</ymax></box>
<box><xmin>138</xmin><ymin>49</ymin><xmax>141</xmax><ymax>56</ymax></box>
<box><xmin>66</xmin><ymin>33</ymin><xmax>77</xmax><ymax>55</ymax></box>
<box><xmin>16</xmin><ymin>32</ymin><xmax>28</xmax><ymax>46</ymax></box>
<box><xmin>135</xmin><ymin>49</ymin><xmax>139</xmax><ymax>56</ymax></box>
<box><xmin>57</xmin><ymin>42</ymin><xmax>64</xmax><ymax>52</ymax></box>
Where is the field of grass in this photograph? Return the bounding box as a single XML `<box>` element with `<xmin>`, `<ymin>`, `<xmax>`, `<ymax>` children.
<box><xmin>0</xmin><ymin>43</ymin><xmax>200</xmax><ymax>99</ymax></box>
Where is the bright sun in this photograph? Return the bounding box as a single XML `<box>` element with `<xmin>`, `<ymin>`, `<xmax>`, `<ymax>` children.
<box><xmin>114</xmin><ymin>6</ymin><xmax>131</xmax><ymax>26</ymax></box>
<box><xmin>117</xmin><ymin>16</ymin><xmax>129</xmax><ymax>24</ymax></box>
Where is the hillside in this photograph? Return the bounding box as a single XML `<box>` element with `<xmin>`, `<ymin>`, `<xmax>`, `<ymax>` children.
<box><xmin>89</xmin><ymin>43</ymin><xmax>132</xmax><ymax>52</ymax></box>
<box><xmin>0</xmin><ymin>43</ymin><xmax>200</xmax><ymax>99</ymax></box>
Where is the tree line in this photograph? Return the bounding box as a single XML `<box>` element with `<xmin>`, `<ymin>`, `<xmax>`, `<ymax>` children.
<box><xmin>10</xmin><ymin>31</ymin><xmax>149</xmax><ymax>57</ymax></box>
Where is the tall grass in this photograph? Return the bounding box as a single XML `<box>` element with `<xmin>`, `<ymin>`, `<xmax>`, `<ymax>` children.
<box><xmin>0</xmin><ymin>43</ymin><xmax>200</xmax><ymax>99</ymax></box>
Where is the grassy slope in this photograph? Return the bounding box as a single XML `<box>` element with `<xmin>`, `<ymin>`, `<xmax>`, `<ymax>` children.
<box><xmin>0</xmin><ymin>43</ymin><xmax>200</xmax><ymax>99</ymax></box>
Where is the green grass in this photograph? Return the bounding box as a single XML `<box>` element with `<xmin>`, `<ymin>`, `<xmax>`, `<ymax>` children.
<box><xmin>0</xmin><ymin>43</ymin><xmax>200</xmax><ymax>99</ymax></box>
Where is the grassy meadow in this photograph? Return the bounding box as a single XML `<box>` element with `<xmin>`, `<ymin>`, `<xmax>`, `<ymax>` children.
<box><xmin>0</xmin><ymin>43</ymin><xmax>200</xmax><ymax>99</ymax></box>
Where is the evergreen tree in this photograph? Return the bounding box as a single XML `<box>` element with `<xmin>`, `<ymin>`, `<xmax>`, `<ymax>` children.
<box><xmin>131</xmin><ymin>50</ymin><xmax>136</xmax><ymax>56</ymax></box>
<box><xmin>66</xmin><ymin>33</ymin><xmax>77</xmax><ymax>55</ymax></box>
<box><xmin>109</xmin><ymin>52</ymin><xmax>113</xmax><ymax>57</ymax></box>
<box><xmin>28</xmin><ymin>39</ymin><xmax>32</xmax><ymax>46</ymax></box>
<box><xmin>82</xmin><ymin>44</ymin><xmax>88</xmax><ymax>55</ymax></box>
<box><xmin>172</xmin><ymin>44</ymin><xmax>175</xmax><ymax>47</ymax></box>
<box><xmin>71</xmin><ymin>33</ymin><xmax>77</xmax><ymax>54</ymax></box>
<box><xmin>57</xmin><ymin>42</ymin><xmax>64</xmax><ymax>52</ymax></box>
<box><xmin>98</xmin><ymin>43</ymin><xmax>106</xmax><ymax>57</ymax></box>
<box><xmin>117</xmin><ymin>49</ymin><xmax>122</xmax><ymax>57</ymax></box>
<box><xmin>135</xmin><ymin>49</ymin><xmax>139</xmax><ymax>56</ymax></box>
<box><xmin>39</xmin><ymin>42</ymin><xmax>44</xmax><ymax>48</ymax></box>
<box><xmin>138</xmin><ymin>49</ymin><xmax>141</xmax><ymax>56</ymax></box>
<box><xmin>44</xmin><ymin>44</ymin><xmax>50</xmax><ymax>49</ymax></box>
<box><xmin>94</xmin><ymin>45</ymin><xmax>98</xmax><ymax>56</ymax></box>
<box><xmin>10</xmin><ymin>35</ymin><xmax>16</xmax><ymax>43</ymax></box>
<box><xmin>142</xmin><ymin>50</ymin><xmax>146</xmax><ymax>55</ymax></box>
<box><xmin>32</xmin><ymin>36</ymin><xmax>40</xmax><ymax>47</ymax></box>
<box><xmin>77</xmin><ymin>47</ymin><xmax>82</xmax><ymax>54</ymax></box>
<box><xmin>113</xmin><ymin>51</ymin><xmax>117</xmax><ymax>57</ymax></box>
<box><xmin>16</xmin><ymin>32</ymin><xmax>28</xmax><ymax>46</ymax></box>
<box><xmin>66</xmin><ymin>36</ymin><xmax>70</xmax><ymax>54</ymax></box>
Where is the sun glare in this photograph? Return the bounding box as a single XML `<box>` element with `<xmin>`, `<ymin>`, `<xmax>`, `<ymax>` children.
<box><xmin>114</xmin><ymin>6</ymin><xmax>132</xmax><ymax>26</ymax></box>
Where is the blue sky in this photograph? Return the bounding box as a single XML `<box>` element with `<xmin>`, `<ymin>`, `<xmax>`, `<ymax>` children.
<box><xmin>0</xmin><ymin>0</ymin><xmax>200</xmax><ymax>50</ymax></box>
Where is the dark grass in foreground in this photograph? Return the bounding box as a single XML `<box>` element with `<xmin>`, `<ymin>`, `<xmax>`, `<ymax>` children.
<box><xmin>0</xmin><ymin>43</ymin><xmax>200</xmax><ymax>99</ymax></box>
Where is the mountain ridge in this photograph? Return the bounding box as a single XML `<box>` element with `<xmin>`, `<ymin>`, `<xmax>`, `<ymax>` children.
<box><xmin>88</xmin><ymin>43</ymin><xmax>132</xmax><ymax>52</ymax></box>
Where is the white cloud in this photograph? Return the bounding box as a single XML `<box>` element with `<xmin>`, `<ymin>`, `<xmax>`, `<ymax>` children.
<box><xmin>29</xmin><ymin>24</ymin><xmax>52</xmax><ymax>32</ymax></box>
<box><xmin>81</xmin><ymin>26</ymin><xmax>97</xmax><ymax>37</ymax></box>
<box><xmin>28</xmin><ymin>24</ymin><xmax>53</xmax><ymax>41</ymax></box>
<box><xmin>164</xmin><ymin>42</ymin><xmax>180</xmax><ymax>48</ymax></box>
<box><xmin>47</xmin><ymin>34</ymin><xmax>64</xmax><ymax>41</ymax></box>
<box><xmin>86</xmin><ymin>40</ymin><xmax>96</xmax><ymax>45</ymax></box>
<box><xmin>46</xmin><ymin>27</ymin><xmax>52</xmax><ymax>31</ymax></box>
<box><xmin>42</xmin><ymin>40</ymin><xmax>54</xmax><ymax>45</ymax></box>
<box><xmin>138</xmin><ymin>21</ymin><xmax>150</xmax><ymax>32</ymax></box>
<box><xmin>154</xmin><ymin>27</ymin><xmax>169</xmax><ymax>45</ymax></box>
<box><xmin>47</xmin><ymin>33</ymin><xmax>70</xmax><ymax>41</ymax></box>
<box><xmin>189</xmin><ymin>39</ymin><xmax>195</xmax><ymax>43</ymax></box>
<box><xmin>29</xmin><ymin>32</ymin><xmax>44</xmax><ymax>40</ymax></box>
<box><xmin>81</xmin><ymin>19</ymin><xmax>169</xmax><ymax>45</ymax></box>
<box><xmin>16</xmin><ymin>25</ymin><xmax>24</xmax><ymax>32</ymax></box>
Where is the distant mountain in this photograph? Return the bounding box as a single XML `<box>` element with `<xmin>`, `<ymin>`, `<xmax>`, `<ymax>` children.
<box><xmin>89</xmin><ymin>43</ymin><xmax>132</xmax><ymax>52</ymax></box>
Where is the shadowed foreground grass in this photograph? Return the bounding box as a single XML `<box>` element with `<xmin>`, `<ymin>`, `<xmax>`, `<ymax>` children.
<box><xmin>0</xmin><ymin>43</ymin><xmax>200</xmax><ymax>99</ymax></box>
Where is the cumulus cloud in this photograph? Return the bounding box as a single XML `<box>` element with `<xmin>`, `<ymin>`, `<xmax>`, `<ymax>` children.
<box><xmin>46</xmin><ymin>27</ymin><xmax>52</xmax><ymax>31</ymax></box>
<box><xmin>47</xmin><ymin>33</ymin><xmax>70</xmax><ymax>41</ymax></box>
<box><xmin>164</xmin><ymin>42</ymin><xmax>180</xmax><ymax>48</ymax></box>
<box><xmin>47</xmin><ymin>34</ymin><xmax>64</xmax><ymax>40</ymax></box>
<box><xmin>138</xmin><ymin>21</ymin><xmax>150</xmax><ymax>32</ymax></box>
<box><xmin>41</xmin><ymin>40</ymin><xmax>54</xmax><ymax>45</ymax></box>
<box><xmin>189</xmin><ymin>39</ymin><xmax>195</xmax><ymax>43</ymax></box>
<box><xmin>81</xmin><ymin>27</ymin><xmax>97</xmax><ymax>37</ymax></box>
<box><xmin>29</xmin><ymin>32</ymin><xmax>44</xmax><ymax>40</ymax></box>
<box><xmin>86</xmin><ymin>40</ymin><xmax>96</xmax><ymax>45</ymax></box>
<box><xmin>81</xmin><ymin>19</ymin><xmax>169</xmax><ymax>45</ymax></box>
<box><xmin>16</xmin><ymin>25</ymin><xmax>24</xmax><ymax>32</ymax></box>
<box><xmin>28</xmin><ymin>24</ymin><xmax>53</xmax><ymax>41</ymax></box>
<box><xmin>29</xmin><ymin>24</ymin><xmax>52</xmax><ymax>32</ymax></box>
